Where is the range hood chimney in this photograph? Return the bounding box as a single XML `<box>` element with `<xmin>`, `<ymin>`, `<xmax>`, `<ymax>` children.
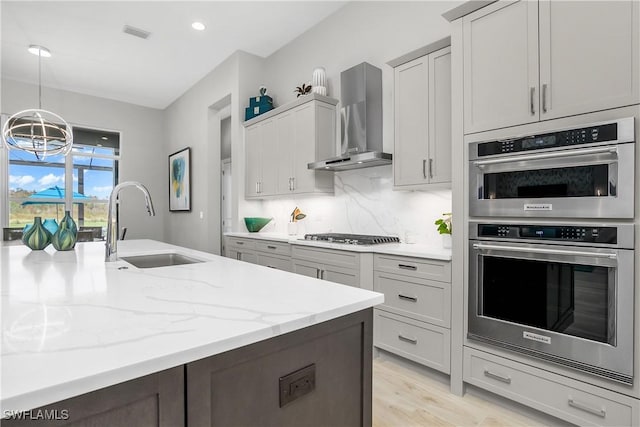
<box><xmin>308</xmin><ymin>62</ymin><xmax>391</xmax><ymax>171</ymax></box>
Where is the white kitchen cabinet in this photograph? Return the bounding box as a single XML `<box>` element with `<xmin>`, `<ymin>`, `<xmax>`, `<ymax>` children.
<box><xmin>463</xmin><ymin>0</ymin><xmax>539</xmax><ymax>133</ymax></box>
<box><xmin>291</xmin><ymin>245</ymin><xmax>373</xmax><ymax>290</ymax></box>
<box><xmin>393</xmin><ymin>45</ymin><xmax>451</xmax><ymax>189</ymax></box>
<box><xmin>245</xmin><ymin>119</ymin><xmax>277</xmax><ymax>197</ymax></box>
<box><xmin>373</xmin><ymin>254</ymin><xmax>452</xmax><ymax>374</ymax></box>
<box><xmin>225</xmin><ymin>237</ymin><xmax>258</xmax><ymax>263</ymax></box>
<box><xmin>463</xmin><ymin>0</ymin><xmax>639</xmax><ymax>134</ymax></box>
<box><xmin>245</xmin><ymin>94</ymin><xmax>336</xmax><ymax>200</ymax></box>
<box><xmin>464</xmin><ymin>347</ymin><xmax>639</xmax><ymax>427</ymax></box>
<box><xmin>224</xmin><ymin>237</ymin><xmax>293</xmax><ymax>272</ymax></box>
<box><xmin>538</xmin><ymin>1</ymin><xmax>640</xmax><ymax>120</ymax></box>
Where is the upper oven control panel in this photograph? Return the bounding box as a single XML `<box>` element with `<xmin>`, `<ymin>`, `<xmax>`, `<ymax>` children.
<box><xmin>477</xmin><ymin>224</ymin><xmax>617</xmax><ymax>244</ymax></box>
<box><xmin>477</xmin><ymin>123</ymin><xmax>619</xmax><ymax>156</ymax></box>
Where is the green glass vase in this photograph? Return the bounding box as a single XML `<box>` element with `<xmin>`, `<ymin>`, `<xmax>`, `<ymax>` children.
<box><xmin>22</xmin><ymin>217</ymin><xmax>52</xmax><ymax>250</ymax></box>
<box><xmin>61</xmin><ymin>210</ymin><xmax>78</xmax><ymax>236</ymax></box>
<box><xmin>52</xmin><ymin>221</ymin><xmax>77</xmax><ymax>251</ymax></box>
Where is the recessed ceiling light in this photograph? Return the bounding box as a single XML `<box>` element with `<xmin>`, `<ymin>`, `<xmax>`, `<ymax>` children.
<box><xmin>101</xmin><ymin>136</ymin><xmax>108</xmax><ymax>140</ymax></box>
<box><xmin>28</xmin><ymin>45</ymin><xmax>51</xmax><ymax>58</ymax></box>
<box><xmin>191</xmin><ymin>22</ymin><xmax>206</xmax><ymax>31</ymax></box>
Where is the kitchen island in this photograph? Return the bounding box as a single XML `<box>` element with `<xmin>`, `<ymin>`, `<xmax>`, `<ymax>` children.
<box><xmin>1</xmin><ymin>240</ymin><xmax>383</xmax><ymax>426</ymax></box>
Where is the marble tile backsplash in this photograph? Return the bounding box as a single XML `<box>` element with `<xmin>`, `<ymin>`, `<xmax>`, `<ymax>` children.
<box><xmin>247</xmin><ymin>166</ymin><xmax>452</xmax><ymax>249</ymax></box>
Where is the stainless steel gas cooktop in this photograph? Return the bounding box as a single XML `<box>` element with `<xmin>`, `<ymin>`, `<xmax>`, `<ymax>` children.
<box><xmin>303</xmin><ymin>233</ymin><xmax>400</xmax><ymax>245</ymax></box>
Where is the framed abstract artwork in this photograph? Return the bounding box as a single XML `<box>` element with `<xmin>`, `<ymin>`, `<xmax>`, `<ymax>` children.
<box><xmin>169</xmin><ymin>147</ymin><xmax>191</xmax><ymax>211</ymax></box>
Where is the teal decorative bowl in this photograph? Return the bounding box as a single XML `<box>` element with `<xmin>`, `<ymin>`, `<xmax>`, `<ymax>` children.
<box><xmin>244</xmin><ymin>217</ymin><xmax>272</xmax><ymax>232</ymax></box>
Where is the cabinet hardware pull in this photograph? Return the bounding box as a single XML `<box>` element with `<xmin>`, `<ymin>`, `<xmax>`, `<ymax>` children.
<box><xmin>530</xmin><ymin>87</ymin><xmax>535</xmax><ymax>115</ymax></box>
<box><xmin>267</xmin><ymin>245</ymin><xmax>277</xmax><ymax>250</ymax></box>
<box><xmin>267</xmin><ymin>266</ymin><xmax>277</xmax><ymax>269</ymax></box>
<box><xmin>422</xmin><ymin>159</ymin><xmax>427</xmax><ymax>179</ymax></box>
<box><xmin>398</xmin><ymin>334</ymin><xmax>418</xmax><ymax>344</ymax></box>
<box><xmin>236</xmin><ymin>253</ymin><xmax>241</xmax><ymax>260</ymax></box>
<box><xmin>483</xmin><ymin>369</ymin><xmax>511</xmax><ymax>384</ymax></box>
<box><xmin>398</xmin><ymin>264</ymin><xmax>417</xmax><ymax>271</ymax></box>
<box><xmin>568</xmin><ymin>397</ymin><xmax>606</xmax><ymax>418</ymax></box>
<box><xmin>255</xmin><ymin>182</ymin><xmax>259</xmax><ymax>194</ymax></box>
<box><xmin>288</xmin><ymin>177</ymin><xmax>292</xmax><ymax>191</ymax></box>
<box><xmin>316</xmin><ymin>268</ymin><xmax>321</xmax><ymax>279</ymax></box>
<box><xmin>292</xmin><ymin>177</ymin><xmax>295</xmax><ymax>190</ymax></box>
<box><xmin>473</xmin><ymin>146</ymin><xmax>617</xmax><ymax>167</ymax></box>
<box><xmin>320</xmin><ymin>269</ymin><xmax>325</xmax><ymax>280</ymax></box>
<box><xmin>428</xmin><ymin>158</ymin><xmax>434</xmax><ymax>179</ymax></box>
<box><xmin>236</xmin><ymin>241</ymin><xmax>244</xmax><ymax>245</ymax></box>
<box><xmin>473</xmin><ymin>243</ymin><xmax>617</xmax><ymax>259</ymax></box>
<box><xmin>542</xmin><ymin>83</ymin><xmax>548</xmax><ymax>113</ymax></box>
<box><xmin>398</xmin><ymin>294</ymin><xmax>418</xmax><ymax>302</ymax></box>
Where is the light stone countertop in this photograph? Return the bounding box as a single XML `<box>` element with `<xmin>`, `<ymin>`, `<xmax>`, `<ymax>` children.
<box><xmin>224</xmin><ymin>232</ymin><xmax>452</xmax><ymax>261</ymax></box>
<box><xmin>0</xmin><ymin>240</ymin><xmax>383</xmax><ymax>414</ymax></box>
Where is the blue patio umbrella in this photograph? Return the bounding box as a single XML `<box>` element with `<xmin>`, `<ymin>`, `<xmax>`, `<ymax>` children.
<box><xmin>21</xmin><ymin>186</ymin><xmax>91</xmax><ymax>220</ymax></box>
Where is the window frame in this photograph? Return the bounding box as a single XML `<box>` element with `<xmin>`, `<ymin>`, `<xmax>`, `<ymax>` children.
<box><xmin>1</xmin><ymin>116</ymin><xmax>121</xmax><ymax>228</ymax></box>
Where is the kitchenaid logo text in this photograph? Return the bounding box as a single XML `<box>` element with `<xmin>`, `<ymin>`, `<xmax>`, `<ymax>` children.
<box><xmin>524</xmin><ymin>203</ymin><xmax>553</xmax><ymax>211</ymax></box>
<box><xmin>523</xmin><ymin>331</ymin><xmax>551</xmax><ymax>344</ymax></box>
<box><xmin>3</xmin><ymin>409</ymin><xmax>69</xmax><ymax>421</ymax></box>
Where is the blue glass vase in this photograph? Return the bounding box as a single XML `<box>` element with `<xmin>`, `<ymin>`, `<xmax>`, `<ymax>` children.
<box><xmin>22</xmin><ymin>217</ymin><xmax>52</xmax><ymax>250</ymax></box>
<box><xmin>43</xmin><ymin>218</ymin><xmax>59</xmax><ymax>235</ymax></box>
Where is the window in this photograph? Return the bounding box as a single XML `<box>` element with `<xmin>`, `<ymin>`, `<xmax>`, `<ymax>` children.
<box><xmin>4</xmin><ymin>125</ymin><xmax>119</xmax><ymax>237</ymax></box>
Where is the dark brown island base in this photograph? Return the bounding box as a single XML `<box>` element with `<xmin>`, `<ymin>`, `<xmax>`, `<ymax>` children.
<box><xmin>4</xmin><ymin>309</ymin><xmax>372</xmax><ymax>427</ymax></box>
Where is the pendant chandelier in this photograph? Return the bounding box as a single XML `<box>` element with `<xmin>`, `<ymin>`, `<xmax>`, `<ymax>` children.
<box><xmin>2</xmin><ymin>45</ymin><xmax>73</xmax><ymax>160</ymax></box>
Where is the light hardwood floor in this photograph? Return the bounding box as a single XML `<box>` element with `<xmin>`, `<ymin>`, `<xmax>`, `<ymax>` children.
<box><xmin>373</xmin><ymin>357</ymin><xmax>561</xmax><ymax>427</ymax></box>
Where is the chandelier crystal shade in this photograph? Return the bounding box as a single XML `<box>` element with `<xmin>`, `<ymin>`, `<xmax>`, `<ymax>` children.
<box><xmin>2</xmin><ymin>45</ymin><xmax>73</xmax><ymax>160</ymax></box>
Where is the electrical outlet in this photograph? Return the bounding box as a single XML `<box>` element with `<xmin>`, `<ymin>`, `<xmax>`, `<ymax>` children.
<box><xmin>279</xmin><ymin>364</ymin><xmax>315</xmax><ymax>407</ymax></box>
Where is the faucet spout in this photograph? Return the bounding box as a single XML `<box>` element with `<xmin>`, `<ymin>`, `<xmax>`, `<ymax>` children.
<box><xmin>105</xmin><ymin>181</ymin><xmax>155</xmax><ymax>262</ymax></box>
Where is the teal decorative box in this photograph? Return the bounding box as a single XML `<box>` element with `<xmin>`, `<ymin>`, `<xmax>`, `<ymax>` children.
<box><xmin>249</xmin><ymin>95</ymin><xmax>273</xmax><ymax>108</ymax></box>
<box><xmin>245</xmin><ymin>103</ymin><xmax>274</xmax><ymax>121</ymax></box>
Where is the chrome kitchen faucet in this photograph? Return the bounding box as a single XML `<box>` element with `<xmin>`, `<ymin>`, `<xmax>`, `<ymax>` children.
<box><xmin>105</xmin><ymin>181</ymin><xmax>155</xmax><ymax>262</ymax></box>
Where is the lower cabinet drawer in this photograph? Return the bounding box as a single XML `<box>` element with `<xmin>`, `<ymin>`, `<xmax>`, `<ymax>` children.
<box><xmin>374</xmin><ymin>310</ymin><xmax>450</xmax><ymax>374</ymax></box>
<box><xmin>255</xmin><ymin>240</ymin><xmax>291</xmax><ymax>256</ymax></box>
<box><xmin>374</xmin><ymin>272</ymin><xmax>450</xmax><ymax>328</ymax></box>
<box><xmin>464</xmin><ymin>348</ymin><xmax>636</xmax><ymax>427</ymax></box>
<box><xmin>256</xmin><ymin>253</ymin><xmax>292</xmax><ymax>272</ymax></box>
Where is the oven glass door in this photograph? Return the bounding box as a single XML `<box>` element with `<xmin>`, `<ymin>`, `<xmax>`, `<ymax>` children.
<box><xmin>469</xmin><ymin>241</ymin><xmax>634</xmax><ymax>382</ymax></box>
<box><xmin>469</xmin><ymin>143</ymin><xmax>634</xmax><ymax>217</ymax></box>
<box><xmin>480</xmin><ymin>250</ymin><xmax>614</xmax><ymax>345</ymax></box>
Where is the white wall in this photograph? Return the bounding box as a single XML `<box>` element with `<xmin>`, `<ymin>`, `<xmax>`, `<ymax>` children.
<box><xmin>163</xmin><ymin>51</ymin><xmax>265</xmax><ymax>253</ymax></box>
<box><xmin>263</xmin><ymin>1</ymin><xmax>461</xmax><ymax>154</ymax></box>
<box><xmin>1</xmin><ymin>79</ymin><xmax>166</xmax><ymax>241</ymax></box>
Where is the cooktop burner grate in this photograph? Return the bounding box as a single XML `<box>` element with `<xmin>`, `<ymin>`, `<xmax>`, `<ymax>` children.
<box><xmin>303</xmin><ymin>233</ymin><xmax>400</xmax><ymax>245</ymax></box>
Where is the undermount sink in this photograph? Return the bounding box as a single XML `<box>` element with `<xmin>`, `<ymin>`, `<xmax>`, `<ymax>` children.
<box><xmin>121</xmin><ymin>253</ymin><xmax>204</xmax><ymax>269</ymax></box>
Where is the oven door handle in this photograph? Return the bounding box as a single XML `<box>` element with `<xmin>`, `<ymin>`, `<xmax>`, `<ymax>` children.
<box><xmin>472</xmin><ymin>243</ymin><xmax>617</xmax><ymax>259</ymax></box>
<box><xmin>473</xmin><ymin>146</ymin><xmax>617</xmax><ymax>168</ymax></box>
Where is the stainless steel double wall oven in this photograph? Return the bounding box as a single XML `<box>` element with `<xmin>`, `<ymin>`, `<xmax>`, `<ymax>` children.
<box><xmin>467</xmin><ymin>116</ymin><xmax>636</xmax><ymax>384</ymax></box>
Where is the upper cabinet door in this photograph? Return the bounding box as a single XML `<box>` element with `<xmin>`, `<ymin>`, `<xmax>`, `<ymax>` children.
<box><xmin>394</xmin><ymin>56</ymin><xmax>429</xmax><ymax>187</ymax></box>
<box><xmin>463</xmin><ymin>0</ymin><xmax>539</xmax><ymax>134</ymax></box>
<box><xmin>539</xmin><ymin>0</ymin><xmax>640</xmax><ymax>120</ymax></box>
<box><xmin>259</xmin><ymin>119</ymin><xmax>278</xmax><ymax>196</ymax></box>
<box><xmin>245</xmin><ymin>125</ymin><xmax>261</xmax><ymax>198</ymax></box>
<box><xmin>428</xmin><ymin>47</ymin><xmax>452</xmax><ymax>184</ymax></box>
<box><xmin>275</xmin><ymin>111</ymin><xmax>295</xmax><ymax>194</ymax></box>
<box><xmin>292</xmin><ymin>103</ymin><xmax>316</xmax><ymax>193</ymax></box>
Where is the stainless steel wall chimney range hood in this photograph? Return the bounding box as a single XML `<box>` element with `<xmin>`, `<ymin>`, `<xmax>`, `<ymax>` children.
<box><xmin>308</xmin><ymin>62</ymin><xmax>391</xmax><ymax>171</ymax></box>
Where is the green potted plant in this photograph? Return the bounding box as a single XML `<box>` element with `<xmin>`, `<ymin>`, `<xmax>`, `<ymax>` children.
<box><xmin>435</xmin><ymin>212</ymin><xmax>452</xmax><ymax>249</ymax></box>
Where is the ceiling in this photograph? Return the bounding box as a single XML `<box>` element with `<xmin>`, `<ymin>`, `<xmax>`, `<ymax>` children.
<box><xmin>1</xmin><ymin>1</ymin><xmax>348</xmax><ymax>109</ymax></box>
